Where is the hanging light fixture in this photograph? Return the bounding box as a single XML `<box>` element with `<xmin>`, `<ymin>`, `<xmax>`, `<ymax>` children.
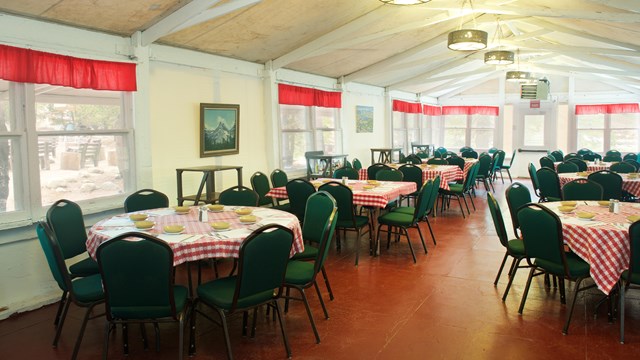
<box><xmin>484</xmin><ymin>19</ymin><xmax>514</xmax><ymax>65</ymax></box>
<box><xmin>506</xmin><ymin>49</ymin><xmax>532</xmax><ymax>81</ymax></box>
<box><xmin>447</xmin><ymin>0</ymin><xmax>487</xmax><ymax>51</ymax></box>
<box><xmin>378</xmin><ymin>0</ymin><xmax>430</xmax><ymax>4</ymax></box>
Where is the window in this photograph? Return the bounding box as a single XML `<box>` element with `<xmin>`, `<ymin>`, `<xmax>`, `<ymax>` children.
<box><xmin>279</xmin><ymin>104</ymin><xmax>341</xmax><ymax>172</ymax></box>
<box><xmin>0</xmin><ymin>79</ymin><xmax>134</xmax><ymax>228</ymax></box>
<box><xmin>523</xmin><ymin>114</ymin><xmax>545</xmax><ymax>147</ymax></box>
<box><xmin>391</xmin><ymin>100</ymin><xmax>426</xmax><ymax>155</ymax></box>
<box><xmin>441</xmin><ymin>106</ymin><xmax>498</xmax><ymax>151</ymax></box>
<box><xmin>575</xmin><ymin>103</ymin><xmax>640</xmax><ymax>153</ymax></box>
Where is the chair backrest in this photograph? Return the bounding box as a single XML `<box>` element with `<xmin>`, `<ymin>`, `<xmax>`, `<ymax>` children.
<box><xmin>610</xmin><ymin>162</ymin><xmax>636</xmax><ymax>174</ymax></box>
<box><xmin>624</xmin><ymin>159</ymin><xmax>640</xmax><ymax>171</ymax></box>
<box><xmin>487</xmin><ymin>192</ymin><xmax>511</xmax><ymax>249</ymax></box>
<box><xmin>588</xmin><ymin>170</ymin><xmax>623</xmax><ymax>200</ymax></box>
<box><xmin>435</xmin><ymin>147</ymin><xmax>447</xmax><ymax>156</ymax></box>
<box><xmin>232</xmin><ymin>225</ymin><xmax>294</xmax><ymax>312</ymax></box>
<box><xmin>352</xmin><ymin>158</ymin><xmax>363</xmax><ymax>170</ymax></box>
<box><xmin>582</xmin><ymin>152</ymin><xmax>601</xmax><ymax>161</ymax></box>
<box><xmin>462</xmin><ymin>162</ymin><xmax>479</xmax><ymax>191</ymax></box>
<box><xmin>250</xmin><ymin>172</ymin><xmax>273</xmax><ymax>206</ymax></box>
<box><xmin>623</xmin><ymin>153</ymin><xmax>638</xmax><ymax>162</ymax></box>
<box><xmin>46</xmin><ymin>199</ymin><xmax>88</xmax><ymax>260</ymax></box>
<box><xmin>562</xmin><ymin>179</ymin><xmax>603</xmax><ymax>201</ymax></box>
<box><xmin>302</xmin><ymin>191</ymin><xmax>337</xmax><ymax>246</ymax></box>
<box><xmin>536</xmin><ymin>167</ymin><xmax>562</xmax><ymax>201</ymax></box>
<box><xmin>507</xmin><ymin>149</ymin><xmax>517</xmax><ymax>166</ymax></box>
<box><xmin>461</xmin><ymin>150</ymin><xmax>478</xmax><ymax>159</ymax></box>
<box><xmin>447</xmin><ymin>156</ymin><xmax>465</xmax><ymax>171</ymax></box>
<box><xmin>550</xmin><ymin>150</ymin><xmax>564</xmax><ymax>162</ymax></box>
<box><xmin>427</xmin><ymin>158</ymin><xmax>449</xmax><ymax>165</ymax></box>
<box><xmin>477</xmin><ymin>154</ymin><xmax>492</xmax><ymax>177</ymax></box>
<box><xmin>567</xmin><ymin>158</ymin><xmax>587</xmax><ymax>172</ymax></box>
<box><xmin>556</xmin><ymin>161</ymin><xmax>579</xmax><ymax>173</ymax></box>
<box><xmin>527</xmin><ymin>163</ymin><xmax>541</xmax><ymax>197</ymax></box>
<box><xmin>124</xmin><ymin>189</ymin><xmax>169</xmax><ymax>213</ymax></box>
<box><xmin>492</xmin><ymin>150</ymin><xmax>506</xmax><ymax>169</ymax></box>
<box><xmin>333</xmin><ymin>167</ymin><xmax>359</xmax><ymax>180</ymax></box>
<box><xmin>487</xmin><ymin>147</ymin><xmax>498</xmax><ymax>154</ymax></box>
<box><xmin>539</xmin><ymin>156</ymin><xmax>555</xmax><ymax>169</ymax></box>
<box><xmin>318</xmin><ymin>181</ymin><xmax>356</xmax><ymax>224</ymax></box>
<box><xmin>606</xmin><ymin>149</ymin><xmax>622</xmax><ymax>157</ymax></box>
<box><xmin>97</xmin><ymin>232</ymin><xmax>177</xmax><ymax>320</ymax></box>
<box><xmin>36</xmin><ymin>221</ymin><xmax>72</xmax><ymax>293</ymax></box>
<box><xmin>517</xmin><ymin>204</ymin><xmax>568</xmax><ymax>274</ymax></box>
<box><xmin>416</xmin><ymin>152</ymin><xmax>428</xmax><ymax>159</ymax></box>
<box><xmin>309</xmin><ymin>192</ymin><xmax>339</xmax><ymax>271</ymax></box>
<box><xmin>626</xmin><ymin>220</ymin><xmax>640</xmax><ymax>287</ymax></box>
<box><xmin>219</xmin><ymin>185</ymin><xmax>259</xmax><ymax>206</ymax></box>
<box><xmin>399</xmin><ymin>164</ymin><xmax>423</xmax><ymax>191</ymax></box>
<box><xmin>403</xmin><ymin>154</ymin><xmax>422</xmax><ymax>164</ymax></box>
<box><xmin>459</xmin><ymin>146</ymin><xmax>473</xmax><ymax>153</ymax></box>
<box><xmin>270</xmin><ymin>169</ymin><xmax>289</xmax><ymax>188</ymax></box>
<box><xmin>367</xmin><ymin>163</ymin><xmax>390</xmax><ymax>181</ymax></box>
<box><xmin>424</xmin><ymin>176</ymin><xmax>441</xmax><ymax>216</ymax></box>
<box><xmin>343</xmin><ymin>159</ymin><xmax>353</xmax><ymax>168</ymax></box>
<box><xmin>413</xmin><ymin>179</ymin><xmax>435</xmax><ymax>220</ymax></box>
<box><xmin>376</xmin><ymin>168</ymin><xmax>404</xmax><ymax>181</ymax></box>
<box><xmin>577</xmin><ymin>148</ymin><xmax>592</xmax><ymax>156</ymax></box>
<box><xmin>603</xmin><ymin>154</ymin><xmax>623</xmax><ymax>163</ymax></box>
<box><xmin>505</xmin><ymin>182</ymin><xmax>531</xmax><ymax>237</ymax></box>
<box><xmin>285</xmin><ymin>179</ymin><xmax>316</xmax><ymax>221</ymax></box>
<box><xmin>563</xmin><ymin>152</ymin><xmax>582</xmax><ymax>161</ymax></box>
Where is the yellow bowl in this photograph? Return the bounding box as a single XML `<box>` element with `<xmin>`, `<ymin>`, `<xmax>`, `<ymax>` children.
<box><xmin>235</xmin><ymin>208</ymin><xmax>253</xmax><ymax>216</ymax></box>
<box><xmin>207</xmin><ymin>204</ymin><xmax>224</xmax><ymax>211</ymax></box>
<box><xmin>561</xmin><ymin>201</ymin><xmax>577</xmax><ymax>207</ymax></box>
<box><xmin>576</xmin><ymin>211</ymin><xmax>596</xmax><ymax>219</ymax></box>
<box><xmin>597</xmin><ymin>201</ymin><xmax>610</xmax><ymax>207</ymax></box>
<box><xmin>174</xmin><ymin>206</ymin><xmax>190</xmax><ymax>213</ymax></box>
<box><xmin>577</xmin><ymin>172</ymin><xmax>589</xmax><ymax>177</ymax></box>
<box><xmin>558</xmin><ymin>206</ymin><xmax>575</xmax><ymax>213</ymax></box>
<box><xmin>629</xmin><ymin>173</ymin><xmax>638</xmax><ymax>178</ymax></box>
<box><xmin>129</xmin><ymin>213</ymin><xmax>148</xmax><ymax>221</ymax></box>
<box><xmin>134</xmin><ymin>220</ymin><xmax>154</xmax><ymax>229</ymax></box>
<box><xmin>363</xmin><ymin>185</ymin><xmax>374</xmax><ymax>190</ymax></box>
<box><xmin>163</xmin><ymin>224</ymin><xmax>185</xmax><ymax>233</ymax></box>
<box><xmin>239</xmin><ymin>215</ymin><xmax>257</xmax><ymax>223</ymax></box>
<box><xmin>210</xmin><ymin>221</ymin><xmax>230</xmax><ymax>230</ymax></box>
<box><xmin>628</xmin><ymin>215</ymin><xmax>640</xmax><ymax>223</ymax></box>
<box><xmin>322</xmin><ymin>179</ymin><xmax>332</xmax><ymax>183</ymax></box>
<box><xmin>366</xmin><ymin>180</ymin><xmax>379</xmax><ymax>185</ymax></box>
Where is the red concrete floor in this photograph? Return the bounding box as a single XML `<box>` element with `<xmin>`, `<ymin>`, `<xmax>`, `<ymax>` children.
<box><xmin>3</xmin><ymin>178</ymin><xmax>640</xmax><ymax>359</ymax></box>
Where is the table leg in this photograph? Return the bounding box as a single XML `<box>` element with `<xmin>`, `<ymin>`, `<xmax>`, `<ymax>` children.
<box><xmin>369</xmin><ymin>207</ymin><xmax>381</xmax><ymax>256</ymax></box>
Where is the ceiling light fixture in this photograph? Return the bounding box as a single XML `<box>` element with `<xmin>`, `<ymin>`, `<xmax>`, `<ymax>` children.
<box><xmin>379</xmin><ymin>0</ymin><xmax>430</xmax><ymax>4</ymax></box>
<box><xmin>447</xmin><ymin>0</ymin><xmax>487</xmax><ymax>51</ymax></box>
<box><xmin>506</xmin><ymin>49</ymin><xmax>532</xmax><ymax>81</ymax></box>
<box><xmin>484</xmin><ymin>19</ymin><xmax>514</xmax><ymax>65</ymax></box>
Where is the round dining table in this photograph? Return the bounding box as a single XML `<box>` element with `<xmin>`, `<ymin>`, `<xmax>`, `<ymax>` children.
<box><xmin>86</xmin><ymin>206</ymin><xmax>304</xmax><ymax>266</ymax></box>
<box><xmin>558</xmin><ymin>172</ymin><xmax>640</xmax><ymax>198</ymax></box>
<box><xmin>541</xmin><ymin>201</ymin><xmax>640</xmax><ymax>294</ymax></box>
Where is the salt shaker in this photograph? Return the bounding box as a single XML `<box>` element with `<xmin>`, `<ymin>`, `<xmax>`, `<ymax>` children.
<box><xmin>198</xmin><ymin>206</ymin><xmax>208</xmax><ymax>222</ymax></box>
<box><xmin>342</xmin><ymin>176</ymin><xmax>348</xmax><ymax>185</ymax></box>
<box><xmin>609</xmin><ymin>199</ymin><xmax>620</xmax><ymax>213</ymax></box>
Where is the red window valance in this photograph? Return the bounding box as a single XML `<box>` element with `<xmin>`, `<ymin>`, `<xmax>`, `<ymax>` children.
<box><xmin>0</xmin><ymin>44</ymin><xmax>137</xmax><ymax>91</ymax></box>
<box><xmin>575</xmin><ymin>103</ymin><xmax>639</xmax><ymax>115</ymax></box>
<box><xmin>422</xmin><ymin>104</ymin><xmax>442</xmax><ymax>116</ymax></box>
<box><xmin>392</xmin><ymin>100</ymin><xmax>422</xmax><ymax>114</ymax></box>
<box><xmin>278</xmin><ymin>83</ymin><xmax>341</xmax><ymax>108</ymax></box>
<box><xmin>442</xmin><ymin>106</ymin><xmax>499</xmax><ymax>116</ymax></box>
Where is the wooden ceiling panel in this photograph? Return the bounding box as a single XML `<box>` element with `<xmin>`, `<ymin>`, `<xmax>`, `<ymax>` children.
<box><xmin>0</xmin><ymin>0</ymin><xmax>60</xmax><ymax>16</ymax></box>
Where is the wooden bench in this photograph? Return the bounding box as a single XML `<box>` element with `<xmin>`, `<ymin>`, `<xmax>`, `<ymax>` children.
<box><xmin>38</xmin><ymin>140</ymin><xmax>57</xmax><ymax>170</ymax></box>
<box><xmin>79</xmin><ymin>140</ymin><xmax>101</xmax><ymax>168</ymax></box>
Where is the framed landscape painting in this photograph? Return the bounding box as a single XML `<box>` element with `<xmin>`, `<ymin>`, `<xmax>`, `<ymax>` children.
<box><xmin>200</xmin><ymin>103</ymin><xmax>239</xmax><ymax>157</ymax></box>
<box><xmin>356</xmin><ymin>105</ymin><xmax>373</xmax><ymax>133</ymax></box>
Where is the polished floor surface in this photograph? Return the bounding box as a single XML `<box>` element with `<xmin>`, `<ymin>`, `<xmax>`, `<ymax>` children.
<box><xmin>2</xmin><ymin>178</ymin><xmax>640</xmax><ymax>359</ymax></box>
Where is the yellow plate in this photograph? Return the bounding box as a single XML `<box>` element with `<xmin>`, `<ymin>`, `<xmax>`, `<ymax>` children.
<box><xmin>558</xmin><ymin>206</ymin><xmax>575</xmax><ymax>213</ymax></box>
<box><xmin>239</xmin><ymin>215</ymin><xmax>257</xmax><ymax>223</ymax></box>
<box><xmin>129</xmin><ymin>213</ymin><xmax>148</xmax><ymax>221</ymax></box>
<box><xmin>597</xmin><ymin>201</ymin><xmax>610</xmax><ymax>207</ymax></box>
<box><xmin>207</xmin><ymin>204</ymin><xmax>224</xmax><ymax>212</ymax></box>
<box><xmin>561</xmin><ymin>201</ymin><xmax>577</xmax><ymax>207</ymax></box>
<box><xmin>628</xmin><ymin>215</ymin><xmax>640</xmax><ymax>223</ymax></box>
<box><xmin>134</xmin><ymin>220</ymin><xmax>154</xmax><ymax>230</ymax></box>
<box><xmin>163</xmin><ymin>224</ymin><xmax>185</xmax><ymax>233</ymax></box>
<box><xmin>576</xmin><ymin>211</ymin><xmax>595</xmax><ymax>219</ymax></box>
<box><xmin>235</xmin><ymin>208</ymin><xmax>253</xmax><ymax>216</ymax></box>
<box><xmin>210</xmin><ymin>221</ymin><xmax>230</xmax><ymax>230</ymax></box>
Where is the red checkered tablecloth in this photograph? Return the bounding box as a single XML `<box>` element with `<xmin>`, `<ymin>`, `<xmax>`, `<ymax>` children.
<box><xmin>266</xmin><ymin>179</ymin><xmax>416</xmax><ymax>209</ymax></box>
<box><xmin>357</xmin><ymin>165</ymin><xmax>463</xmax><ymax>191</ymax></box>
<box><xmin>554</xmin><ymin>161</ymin><xmax>612</xmax><ymax>172</ymax></box>
<box><xmin>558</xmin><ymin>173</ymin><xmax>640</xmax><ymax>197</ymax></box>
<box><xmin>541</xmin><ymin>201</ymin><xmax>639</xmax><ymax>294</ymax></box>
<box><xmin>86</xmin><ymin>207</ymin><xmax>304</xmax><ymax>266</ymax></box>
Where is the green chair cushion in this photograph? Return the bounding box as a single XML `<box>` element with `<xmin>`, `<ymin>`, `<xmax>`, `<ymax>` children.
<box><xmin>378</xmin><ymin>211</ymin><xmax>414</xmax><ymax>227</ymax></box>
<box><xmin>284</xmin><ymin>260</ymin><xmax>315</xmax><ymax>286</ymax></box>
<box><xmin>71</xmin><ymin>273</ymin><xmax>105</xmax><ymax>303</ymax></box>
<box><xmin>621</xmin><ymin>270</ymin><xmax>640</xmax><ymax>285</ymax></box>
<box><xmin>290</xmin><ymin>245</ymin><xmax>318</xmax><ymax>261</ymax></box>
<box><xmin>502</xmin><ymin>165</ymin><xmax>511</xmax><ymax>169</ymax></box>
<box><xmin>392</xmin><ymin>206</ymin><xmax>414</xmax><ymax>215</ymax></box>
<box><xmin>69</xmin><ymin>257</ymin><xmax>99</xmax><ymax>277</ymax></box>
<box><xmin>448</xmin><ymin>184</ymin><xmax>464</xmax><ymax>192</ymax></box>
<box><xmin>506</xmin><ymin>239</ymin><xmax>525</xmax><ymax>256</ymax></box>
<box><xmin>535</xmin><ymin>252</ymin><xmax>590</xmax><ymax>278</ymax></box>
<box><xmin>198</xmin><ymin>276</ymin><xmax>274</xmax><ymax>310</ymax></box>
<box><xmin>110</xmin><ymin>285</ymin><xmax>188</xmax><ymax>319</ymax></box>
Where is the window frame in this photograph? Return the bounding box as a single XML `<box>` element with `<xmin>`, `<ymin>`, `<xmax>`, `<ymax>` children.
<box><xmin>575</xmin><ymin>112</ymin><xmax>639</xmax><ymax>153</ymax></box>
<box><xmin>441</xmin><ymin>113</ymin><xmax>497</xmax><ymax>152</ymax></box>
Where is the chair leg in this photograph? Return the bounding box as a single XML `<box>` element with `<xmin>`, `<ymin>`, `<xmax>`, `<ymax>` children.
<box><xmin>140</xmin><ymin>323</ymin><xmax>149</xmax><ymax>350</ymax></box>
<box><xmin>320</xmin><ymin>266</ymin><xmax>335</xmax><ymax>301</ymax></box>
<box><xmin>53</xmin><ymin>294</ymin><xmax>71</xmax><ymax>347</ymax></box>
<box><xmin>620</xmin><ymin>283</ymin><xmax>626</xmax><ymax>344</ymax></box>
<box><xmin>461</xmin><ymin>193</ymin><xmax>470</xmax><ymax>215</ymax></box>
<box><xmin>313</xmin><ymin>281</ymin><xmax>329</xmax><ymax>319</ymax></box>
<box><xmin>506</xmin><ymin>169</ymin><xmax>513</xmax><ymax>183</ymax></box>
<box><xmin>178</xmin><ymin>316</ymin><xmax>184</xmax><ymax>360</ymax></box>
<box><xmin>273</xmin><ymin>300</ymin><xmax>292</xmax><ymax>358</ymax></box>
<box><xmin>153</xmin><ymin>322</ymin><xmax>160</xmax><ymax>352</ymax></box>
<box><xmin>298</xmin><ymin>287</ymin><xmax>321</xmax><ymax>343</ymax></box>
<box><xmin>518</xmin><ymin>267</ymin><xmax>537</xmax><ymax>314</ymax></box>
<box><xmin>188</xmin><ymin>300</ymin><xmax>198</xmax><ymax>356</ymax></box>
<box><xmin>71</xmin><ymin>303</ymin><xmax>99</xmax><ymax>360</ymax></box>
<box><xmin>425</xmin><ymin>217</ymin><xmax>436</xmax><ymax>245</ymax></box>
<box><xmin>102</xmin><ymin>321</ymin><xmax>110</xmax><ymax>360</ymax></box>
<box><xmin>415</xmin><ymin>224</ymin><xmax>427</xmax><ymax>254</ymax></box>
<box><xmin>216</xmin><ymin>308</ymin><xmax>234</xmax><ymax>360</ymax></box>
<box><xmin>559</xmin><ymin>278</ymin><xmax>566</xmax><ymax>305</ymax></box>
<box><xmin>53</xmin><ymin>291</ymin><xmax>67</xmax><ymax>326</ymax></box>
<box><xmin>355</xmin><ymin>228</ymin><xmax>361</xmax><ymax>266</ymax></box>
<box><xmin>502</xmin><ymin>258</ymin><xmax>523</xmax><ymax>302</ymax></box>
<box><xmin>123</xmin><ymin>323</ymin><xmax>129</xmax><ymax>356</ymax></box>
<box><xmin>466</xmin><ymin>192</ymin><xmax>476</xmax><ymax>211</ymax></box>
<box><xmin>403</xmin><ymin>227</ymin><xmax>417</xmax><ymax>263</ymax></box>
<box><xmin>494</xmin><ymin>252</ymin><xmax>509</xmax><ymax>286</ymax></box>
<box><xmin>563</xmin><ymin>277</ymin><xmax>586</xmax><ymax>335</ymax></box>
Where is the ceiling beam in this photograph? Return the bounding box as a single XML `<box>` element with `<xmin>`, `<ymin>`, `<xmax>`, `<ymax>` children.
<box><xmin>417</xmin><ymin>70</ymin><xmax>497</xmax><ymax>95</ymax></box>
<box><xmin>271</xmin><ymin>6</ymin><xmax>392</xmax><ymax>70</ymax></box>
<box><xmin>502</xmin><ymin>39</ymin><xmax>640</xmax><ymax>57</ymax></box>
<box><xmin>141</xmin><ymin>0</ymin><xmax>261</xmax><ymax>46</ymax></box>
<box><xmin>529</xmin><ymin>63</ymin><xmax>640</xmax><ymax>77</ymax></box>
<box><xmin>438</xmin><ymin>73</ymin><xmax>503</xmax><ymax>101</ymax></box>
<box><xmin>584</xmin><ymin>0</ymin><xmax>640</xmax><ymax>13</ymax></box>
<box><xmin>388</xmin><ymin>57</ymin><xmax>478</xmax><ymax>90</ymax></box>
